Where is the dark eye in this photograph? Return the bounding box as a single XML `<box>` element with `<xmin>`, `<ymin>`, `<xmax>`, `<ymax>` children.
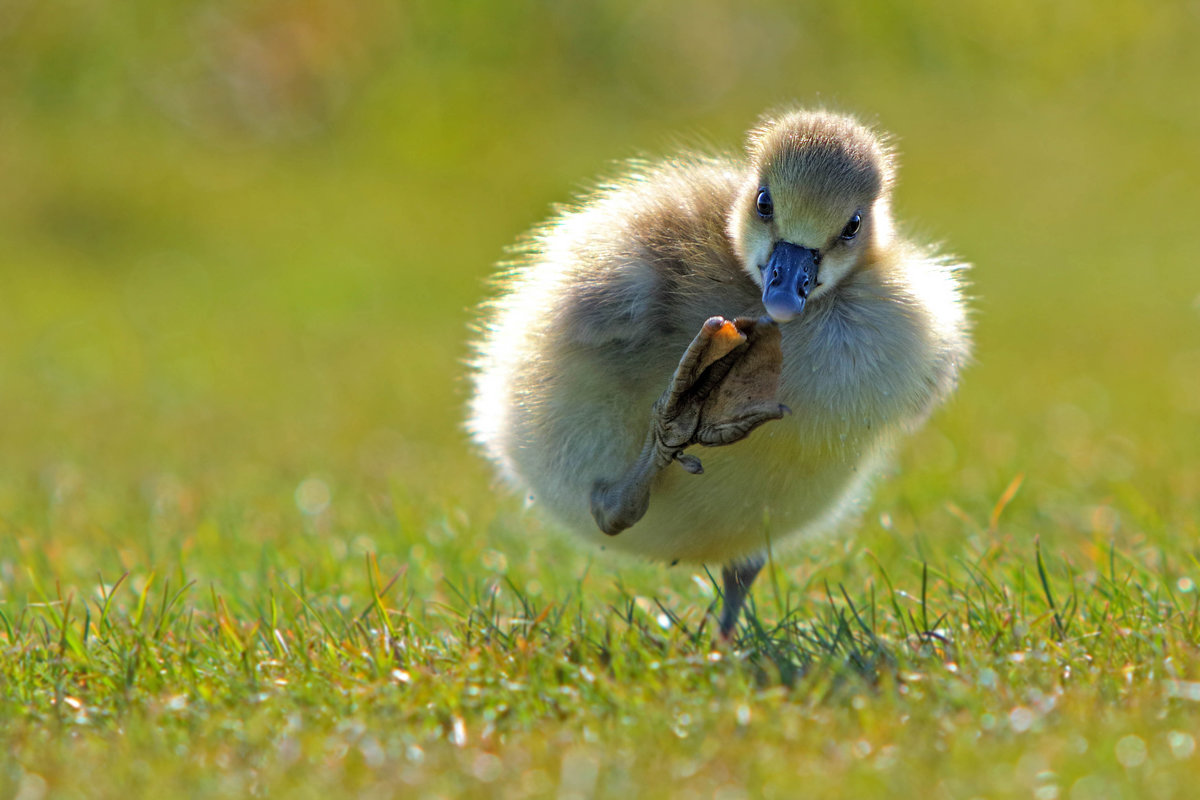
<box><xmin>755</xmin><ymin>187</ymin><xmax>773</xmax><ymax>220</ymax></box>
<box><xmin>840</xmin><ymin>212</ymin><xmax>862</xmax><ymax>240</ymax></box>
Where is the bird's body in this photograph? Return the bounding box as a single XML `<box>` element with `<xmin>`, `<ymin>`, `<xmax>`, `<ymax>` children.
<box><xmin>469</xmin><ymin>110</ymin><xmax>969</xmax><ymax>633</ymax></box>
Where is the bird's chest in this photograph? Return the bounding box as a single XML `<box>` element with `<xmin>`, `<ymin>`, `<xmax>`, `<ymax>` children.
<box><xmin>774</xmin><ymin>300</ymin><xmax>931</xmax><ymax>452</ymax></box>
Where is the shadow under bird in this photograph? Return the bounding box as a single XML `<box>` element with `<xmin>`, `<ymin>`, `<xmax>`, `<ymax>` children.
<box><xmin>469</xmin><ymin>109</ymin><xmax>970</xmax><ymax>639</ymax></box>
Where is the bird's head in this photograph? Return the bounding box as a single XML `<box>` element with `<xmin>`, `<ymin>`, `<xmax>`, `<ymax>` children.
<box><xmin>729</xmin><ymin>109</ymin><xmax>895</xmax><ymax>323</ymax></box>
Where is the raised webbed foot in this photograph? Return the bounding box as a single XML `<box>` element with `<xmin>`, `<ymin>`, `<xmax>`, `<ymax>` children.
<box><xmin>589</xmin><ymin>316</ymin><xmax>786</xmax><ymax>536</ymax></box>
<box><xmin>650</xmin><ymin>316</ymin><xmax>757</xmax><ymax>457</ymax></box>
<box><xmin>692</xmin><ymin>316</ymin><xmax>787</xmax><ymax>449</ymax></box>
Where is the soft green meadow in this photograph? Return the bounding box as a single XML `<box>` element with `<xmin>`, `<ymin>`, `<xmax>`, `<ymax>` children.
<box><xmin>2</xmin><ymin>2</ymin><xmax>1199</xmax><ymax>797</ymax></box>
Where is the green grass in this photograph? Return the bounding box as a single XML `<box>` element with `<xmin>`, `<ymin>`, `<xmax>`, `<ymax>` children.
<box><xmin>2</xmin><ymin>1</ymin><xmax>1200</xmax><ymax>797</ymax></box>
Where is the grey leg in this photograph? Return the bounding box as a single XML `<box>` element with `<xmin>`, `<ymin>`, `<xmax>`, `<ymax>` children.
<box><xmin>718</xmin><ymin>555</ymin><xmax>766</xmax><ymax>639</ymax></box>
<box><xmin>590</xmin><ymin>317</ymin><xmax>744</xmax><ymax>536</ymax></box>
<box><xmin>589</xmin><ymin>427</ymin><xmax>675</xmax><ymax>535</ymax></box>
<box><xmin>588</xmin><ymin>315</ymin><xmax>785</xmax><ymax>538</ymax></box>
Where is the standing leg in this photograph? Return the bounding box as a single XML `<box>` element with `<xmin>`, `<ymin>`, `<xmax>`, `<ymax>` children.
<box><xmin>718</xmin><ymin>554</ymin><xmax>766</xmax><ymax>640</ymax></box>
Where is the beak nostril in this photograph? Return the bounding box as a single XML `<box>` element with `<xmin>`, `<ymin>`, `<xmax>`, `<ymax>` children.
<box><xmin>763</xmin><ymin>241</ymin><xmax>818</xmax><ymax>312</ymax></box>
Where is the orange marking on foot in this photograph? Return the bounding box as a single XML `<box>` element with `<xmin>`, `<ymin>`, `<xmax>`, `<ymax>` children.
<box><xmin>699</xmin><ymin>322</ymin><xmax>747</xmax><ymax>371</ymax></box>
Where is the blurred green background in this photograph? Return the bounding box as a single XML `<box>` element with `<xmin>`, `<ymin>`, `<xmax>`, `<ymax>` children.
<box><xmin>1</xmin><ymin>0</ymin><xmax>1197</xmax><ymax>592</ymax></box>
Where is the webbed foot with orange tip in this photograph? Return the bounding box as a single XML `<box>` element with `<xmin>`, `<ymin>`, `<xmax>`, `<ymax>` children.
<box><xmin>589</xmin><ymin>316</ymin><xmax>787</xmax><ymax>537</ymax></box>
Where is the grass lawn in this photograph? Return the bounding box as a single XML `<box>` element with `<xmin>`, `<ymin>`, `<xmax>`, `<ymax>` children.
<box><xmin>2</xmin><ymin>3</ymin><xmax>1199</xmax><ymax>797</ymax></box>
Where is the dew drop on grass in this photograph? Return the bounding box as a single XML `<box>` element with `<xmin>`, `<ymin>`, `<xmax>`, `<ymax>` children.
<box><xmin>1168</xmin><ymin>731</ymin><xmax>1195</xmax><ymax>759</ymax></box>
<box><xmin>1178</xmin><ymin>577</ymin><xmax>1195</xmax><ymax>593</ymax></box>
<box><xmin>873</xmin><ymin>744</ymin><xmax>898</xmax><ymax>770</ymax></box>
<box><xmin>451</xmin><ymin>717</ymin><xmax>467</xmax><ymax>747</ymax></box>
<box><xmin>360</xmin><ymin>736</ymin><xmax>385</xmax><ymax>769</ymax></box>
<box><xmin>1008</xmin><ymin>706</ymin><xmax>1035</xmax><ymax>733</ymax></box>
<box><xmin>1166</xmin><ymin>729</ymin><xmax>1195</xmax><ymax>762</ymax></box>
<box><xmin>1035</xmin><ymin>771</ymin><xmax>1057</xmax><ymax>786</ymax></box>
<box><xmin>472</xmin><ymin>752</ymin><xmax>503</xmax><ymax>783</ymax></box>
<box><xmin>295</xmin><ymin>477</ymin><xmax>331</xmax><ymax>515</ymax></box>
<box><xmin>1165</xmin><ymin>680</ymin><xmax>1200</xmax><ymax>701</ymax></box>
<box><xmin>481</xmin><ymin>549</ymin><xmax>508</xmax><ymax>573</ymax></box>
<box><xmin>1115</xmin><ymin>735</ymin><xmax>1147</xmax><ymax>768</ymax></box>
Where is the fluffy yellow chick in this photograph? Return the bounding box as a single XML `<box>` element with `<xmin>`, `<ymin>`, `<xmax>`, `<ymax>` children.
<box><xmin>469</xmin><ymin>109</ymin><xmax>970</xmax><ymax>637</ymax></box>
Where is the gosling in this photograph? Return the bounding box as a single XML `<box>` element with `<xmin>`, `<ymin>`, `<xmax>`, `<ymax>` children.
<box><xmin>468</xmin><ymin>109</ymin><xmax>970</xmax><ymax>638</ymax></box>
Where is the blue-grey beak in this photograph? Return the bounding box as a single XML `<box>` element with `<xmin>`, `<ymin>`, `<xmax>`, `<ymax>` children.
<box><xmin>761</xmin><ymin>242</ymin><xmax>819</xmax><ymax>323</ymax></box>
